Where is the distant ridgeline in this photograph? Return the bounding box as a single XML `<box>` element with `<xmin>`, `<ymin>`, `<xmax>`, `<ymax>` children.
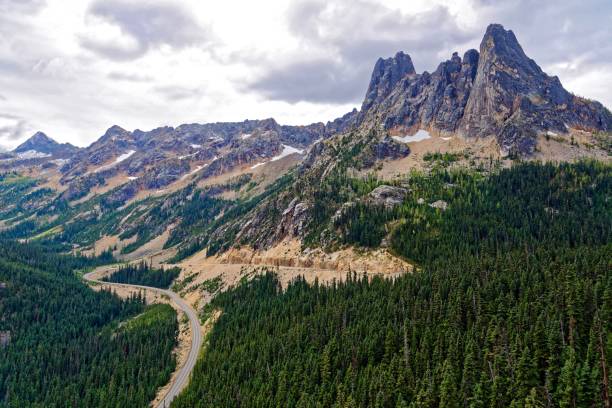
<box><xmin>0</xmin><ymin>241</ymin><xmax>178</xmax><ymax>407</ymax></box>
<box><xmin>173</xmin><ymin>161</ymin><xmax>611</xmax><ymax>407</ymax></box>
<box><xmin>102</xmin><ymin>261</ymin><xmax>181</xmax><ymax>289</ymax></box>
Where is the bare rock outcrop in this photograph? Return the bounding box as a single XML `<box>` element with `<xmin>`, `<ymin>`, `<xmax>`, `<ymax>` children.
<box><xmin>367</xmin><ymin>185</ymin><xmax>407</xmax><ymax>209</ymax></box>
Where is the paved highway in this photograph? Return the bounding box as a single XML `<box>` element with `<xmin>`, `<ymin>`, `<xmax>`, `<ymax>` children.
<box><xmin>83</xmin><ymin>270</ymin><xmax>202</xmax><ymax>408</ymax></box>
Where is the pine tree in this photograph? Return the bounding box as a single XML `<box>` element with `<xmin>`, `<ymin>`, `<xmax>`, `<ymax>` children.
<box><xmin>558</xmin><ymin>347</ymin><xmax>578</xmax><ymax>408</ymax></box>
<box><xmin>440</xmin><ymin>359</ymin><xmax>459</xmax><ymax>408</ymax></box>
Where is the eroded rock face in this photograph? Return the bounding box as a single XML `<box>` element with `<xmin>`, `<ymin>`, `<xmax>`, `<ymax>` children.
<box><xmin>458</xmin><ymin>24</ymin><xmax>611</xmax><ymax>154</ymax></box>
<box><xmin>274</xmin><ymin>198</ymin><xmax>311</xmax><ymax>238</ymax></box>
<box><xmin>359</xmin><ymin>49</ymin><xmax>480</xmax><ymax>134</ymax></box>
<box><xmin>371</xmin><ymin>136</ymin><xmax>411</xmax><ymax>162</ymax></box>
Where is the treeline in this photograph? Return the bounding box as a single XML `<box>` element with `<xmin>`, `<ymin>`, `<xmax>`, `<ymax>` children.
<box><xmin>0</xmin><ymin>241</ymin><xmax>178</xmax><ymax>407</ymax></box>
<box><xmin>103</xmin><ymin>261</ymin><xmax>180</xmax><ymax>289</ymax></box>
<box><xmin>172</xmin><ymin>161</ymin><xmax>611</xmax><ymax>407</ymax></box>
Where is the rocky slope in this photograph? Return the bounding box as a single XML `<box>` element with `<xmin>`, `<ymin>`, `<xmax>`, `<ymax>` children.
<box><xmin>197</xmin><ymin>25</ymin><xmax>612</xmax><ymax>254</ymax></box>
<box><xmin>45</xmin><ymin>118</ymin><xmax>336</xmax><ymax>202</ymax></box>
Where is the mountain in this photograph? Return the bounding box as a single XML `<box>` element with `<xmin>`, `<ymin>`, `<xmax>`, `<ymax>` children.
<box><xmin>355</xmin><ymin>24</ymin><xmax>611</xmax><ymax>155</ymax></box>
<box><xmin>13</xmin><ymin>131</ymin><xmax>79</xmax><ymax>158</ymax></box>
<box><xmin>3</xmin><ymin>23</ymin><xmax>609</xmax><ymax>206</ymax></box>
<box><xmin>0</xmin><ymin>23</ymin><xmax>611</xmax><ymax>408</ymax></box>
<box><xmin>0</xmin><ymin>23</ymin><xmax>610</xmax><ymax>252</ymax></box>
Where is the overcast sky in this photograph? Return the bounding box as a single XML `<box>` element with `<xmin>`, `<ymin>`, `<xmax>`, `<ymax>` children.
<box><xmin>0</xmin><ymin>0</ymin><xmax>610</xmax><ymax>149</ymax></box>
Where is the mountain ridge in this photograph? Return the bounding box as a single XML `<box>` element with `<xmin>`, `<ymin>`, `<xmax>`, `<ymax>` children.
<box><xmin>0</xmin><ymin>23</ymin><xmax>610</xmax><ymax>261</ymax></box>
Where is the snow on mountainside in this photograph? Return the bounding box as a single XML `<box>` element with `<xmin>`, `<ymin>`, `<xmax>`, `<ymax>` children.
<box><xmin>93</xmin><ymin>150</ymin><xmax>136</xmax><ymax>173</ymax></box>
<box><xmin>16</xmin><ymin>150</ymin><xmax>52</xmax><ymax>159</ymax></box>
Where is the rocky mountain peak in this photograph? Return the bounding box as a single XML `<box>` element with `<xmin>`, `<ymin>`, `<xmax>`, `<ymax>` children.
<box><xmin>353</xmin><ymin>23</ymin><xmax>611</xmax><ymax>156</ymax></box>
<box><xmin>362</xmin><ymin>51</ymin><xmax>416</xmax><ymax>112</ymax></box>
<box><xmin>459</xmin><ymin>23</ymin><xmax>611</xmax><ymax>154</ymax></box>
<box><xmin>14</xmin><ymin>131</ymin><xmax>57</xmax><ymax>153</ymax></box>
<box><xmin>13</xmin><ymin>131</ymin><xmax>78</xmax><ymax>158</ymax></box>
<box><xmin>102</xmin><ymin>125</ymin><xmax>130</xmax><ymax>139</ymax></box>
<box><xmin>29</xmin><ymin>131</ymin><xmax>53</xmax><ymax>143</ymax></box>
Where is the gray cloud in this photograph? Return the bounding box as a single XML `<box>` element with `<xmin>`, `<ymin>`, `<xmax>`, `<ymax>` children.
<box><xmin>248</xmin><ymin>58</ymin><xmax>370</xmax><ymax>104</ymax></box>
<box><xmin>246</xmin><ymin>0</ymin><xmax>612</xmax><ymax>107</ymax></box>
<box><xmin>246</xmin><ymin>1</ymin><xmax>475</xmax><ymax>104</ymax></box>
<box><xmin>0</xmin><ymin>113</ymin><xmax>30</xmax><ymax>142</ymax></box>
<box><xmin>81</xmin><ymin>0</ymin><xmax>208</xmax><ymax>60</ymax></box>
<box><xmin>0</xmin><ymin>0</ymin><xmax>45</xmax><ymax>13</ymax></box>
<box><xmin>153</xmin><ymin>85</ymin><xmax>203</xmax><ymax>101</ymax></box>
<box><xmin>108</xmin><ymin>71</ymin><xmax>153</xmax><ymax>82</ymax></box>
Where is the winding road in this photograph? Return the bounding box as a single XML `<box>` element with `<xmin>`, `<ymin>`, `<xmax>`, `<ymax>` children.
<box><xmin>83</xmin><ymin>269</ymin><xmax>203</xmax><ymax>408</ymax></box>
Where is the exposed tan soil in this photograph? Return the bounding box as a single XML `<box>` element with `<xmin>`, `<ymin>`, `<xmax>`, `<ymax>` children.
<box><xmin>70</xmin><ymin>174</ymin><xmax>134</xmax><ymax>205</ymax></box>
<box><xmin>121</xmin><ymin>226</ymin><xmax>175</xmax><ymax>264</ymax></box>
<box><xmin>171</xmin><ymin>239</ymin><xmax>412</xmax><ymax>309</ymax></box>
<box><xmin>85</xmin><ymin>234</ymin><xmax>138</xmax><ymax>257</ymax></box>
<box><xmin>374</xmin><ymin>134</ymin><xmax>503</xmax><ymax>179</ymax></box>
<box><xmin>534</xmin><ymin>129</ymin><xmax>610</xmax><ymax>163</ymax></box>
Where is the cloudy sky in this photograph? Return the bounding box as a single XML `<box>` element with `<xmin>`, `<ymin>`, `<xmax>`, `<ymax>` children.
<box><xmin>0</xmin><ymin>0</ymin><xmax>610</xmax><ymax>149</ymax></box>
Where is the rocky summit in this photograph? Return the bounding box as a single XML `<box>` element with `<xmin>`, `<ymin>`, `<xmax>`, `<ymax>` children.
<box><xmin>13</xmin><ymin>131</ymin><xmax>79</xmax><ymax>158</ymax></box>
<box><xmin>354</xmin><ymin>24</ymin><xmax>612</xmax><ymax>155</ymax></box>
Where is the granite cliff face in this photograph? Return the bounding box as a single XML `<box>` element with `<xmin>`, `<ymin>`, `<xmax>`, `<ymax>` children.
<box><xmin>355</xmin><ymin>24</ymin><xmax>612</xmax><ymax>155</ymax></box>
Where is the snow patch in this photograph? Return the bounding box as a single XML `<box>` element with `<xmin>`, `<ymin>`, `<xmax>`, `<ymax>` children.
<box><xmin>546</xmin><ymin>131</ymin><xmax>558</xmax><ymax>137</ymax></box>
<box><xmin>190</xmin><ymin>144</ymin><xmax>202</xmax><ymax>148</ymax></box>
<box><xmin>251</xmin><ymin>145</ymin><xmax>304</xmax><ymax>169</ymax></box>
<box><xmin>17</xmin><ymin>150</ymin><xmax>51</xmax><ymax>159</ymax></box>
<box><xmin>94</xmin><ymin>150</ymin><xmax>135</xmax><ymax>173</ymax></box>
<box><xmin>441</xmin><ymin>136</ymin><xmax>453</xmax><ymax>141</ymax></box>
<box><xmin>180</xmin><ymin>165</ymin><xmax>203</xmax><ymax>180</ymax></box>
<box><xmin>392</xmin><ymin>129</ymin><xmax>431</xmax><ymax>143</ymax></box>
<box><xmin>179</xmin><ymin>152</ymin><xmax>198</xmax><ymax>159</ymax></box>
<box><xmin>115</xmin><ymin>150</ymin><xmax>136</xmax><ymax>163</ymax></box>
<box><xmin>240</xmin><ymin>133</ymin><xmax>251</xmax><ymax>140</ymax></box>
<box><xmin>271</xmin><ymin>145</ymin><xmax>304</xmax><ymax>161</ymax></box>
<box><xmin>127</xmin><ymin>176</ymin><xmax>139</xmax><ymax>181</ymax></box>
<box><xmin>180</xmin><ymin>157</ymin><xmax>216</xmax><ymax>179</ymax></box>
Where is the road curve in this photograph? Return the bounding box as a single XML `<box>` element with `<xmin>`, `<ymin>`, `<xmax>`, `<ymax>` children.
<box><xmin>83</xmin><ymin>270</ymin><xmax>202</xmax><ymax>408</ymax></box>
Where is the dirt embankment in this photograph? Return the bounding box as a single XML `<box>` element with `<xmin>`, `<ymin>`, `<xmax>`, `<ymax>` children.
<box><xmin>218</xmin><ymin>240</ymin><xmax>411</xmax><ymax>275</ymax></box>
<box><xmin>172</xmin><ymin>239</ymin><xmax>412</xmax><ymax>302</ymax></box>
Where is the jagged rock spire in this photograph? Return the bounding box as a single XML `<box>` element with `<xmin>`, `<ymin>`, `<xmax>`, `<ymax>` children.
<box><xmin>362</xmin><ymin>51</ymin><xmax>416</xmax><ymax>112</ymax></box>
